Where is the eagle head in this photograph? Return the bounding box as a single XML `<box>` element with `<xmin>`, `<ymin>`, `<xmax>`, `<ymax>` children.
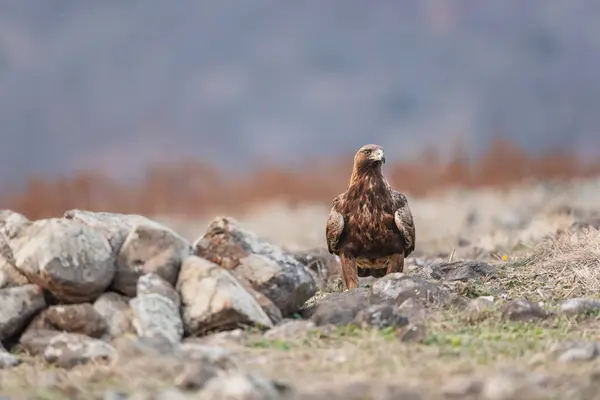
<box><xmin>353</xmin><ymin>144</ymin><xmax>386</xmax><ymax>169</ymax></box>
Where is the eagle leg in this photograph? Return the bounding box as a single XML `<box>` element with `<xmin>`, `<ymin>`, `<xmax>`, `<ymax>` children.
<box><xmin>386</xmin><ymin>253</ymin><xmax>405</xmax><ymax>275</ymax></box>
<box><xmin>340</xmin><ymin>254</ymin><xmax>359</xmax><ymax>290</ymax></box>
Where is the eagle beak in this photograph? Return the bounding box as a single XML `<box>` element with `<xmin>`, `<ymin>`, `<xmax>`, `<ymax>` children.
<box><xmin>371</xmin><ymin>149</ymin><xmax>385</xmax><ymax>163</ymax></box>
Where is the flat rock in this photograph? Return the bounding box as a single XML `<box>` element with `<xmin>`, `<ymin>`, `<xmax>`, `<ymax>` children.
<box><xmin>194</xmin><ymin>216</ymin><xmax>317</xmax><ymax>316</ymax></box>
<box><xmin>114</xmin><ymin>224</ymin><xmax>192</xmax><ymax>297</ymax></box>
<box><xmin>176</xmin><ymin>256</ymin><xmax>273</xmax><ymax>336</ymax></box>
<box><xmin>310</xmin><ymin>289</ymin><xmax>370</xmax><ymax>326</ymax></box>
<box><xmin>44</xmin><ymin>332</ymin><xmax>117</xmax><ymax>368</ymax></box>
<box><xmin>370</xmin><ymin>273</ymin><xmax>450</xmax><ymax>307</ymax></box>
<box><xmin>501</xmin><ymin>299</ymin><xmax>549</xmax><ymax>322</ymax></box>
<box><xmin>130</xmin><ymin>293</ymin><xmax>184</xmax><ymax>345</ymax></box>
<box><xmin>93</xmin><ymin>292</ymin><xmax>134</xmax><ymax>340</ymax></box>
<box><xmin>0</xmin><ymin>284</ymin><xmax>46</xmax><ymax>341</ymax></box>
<box><xmin>428</xmin><ymin>260</ymin><xmax>497</xmax><ymax>282</ymax></box>
<box><xmin>12</xmin><ymin>218</ymin><xmax>115</xmax><ymax>303</ymax></box>
<box><xmin>29</xmin><ymin>303</ymin><xmax>107</xmax><ymax>338</ymax></box>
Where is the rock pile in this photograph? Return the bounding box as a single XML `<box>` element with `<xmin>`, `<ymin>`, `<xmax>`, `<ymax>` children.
<box><xmin>0</xmin><ymin>210</ymin><xmax>319</xmax><ymax>392</ymax></box>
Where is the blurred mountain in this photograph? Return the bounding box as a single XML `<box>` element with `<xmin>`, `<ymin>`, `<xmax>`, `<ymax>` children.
<box><xmin>1</xmin><ymin>0</ymin><xmax>600</xmax><ymax>184</ymax></box>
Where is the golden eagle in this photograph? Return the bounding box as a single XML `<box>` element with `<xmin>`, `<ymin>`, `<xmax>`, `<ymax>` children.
<box><xmin>325</xmin><ymin>144</ymin><xmax>416</xmax><ymax>290</ymax></box>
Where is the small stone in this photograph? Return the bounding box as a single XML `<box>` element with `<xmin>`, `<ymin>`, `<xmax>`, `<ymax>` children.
<box><xmin>429</xmin><ymin>260</ymin><xmax>497</xmax><ymax>282</ymax></box>
<box><xmin>41</xmin><ymin>303</ymin><xmax>107</xmax><ymax>338</ymax></box>
<box><xmin>465</xmin><ymin>297</ymin><xmax>495</xmax><ymax>323</ymax></box>
<box><xmin>20</xmin><ymin>329</ymin><xmax>61</xmax><ymax>356</ymax></box>
<box><xmin>560</xmin><ymin>298</ymin><xmax>600</xmax><ymax>316</ymax></box>
<box><xmin>550</xmin><ymin>341</ymin><xmax>599</xmax><ymax>363</ymax></box>
<box><xmin>174</xmin><ymin>362</ymin><xmax>217</xmax><ymax>391</ymax></box>
<box><xmin>353</xmin><ymin>304</ymin><xmax>409</xmax><ymax>330</ymax></box>
<box><xmin>43</xmin><ymin>332</ymin><xmax>117</xmax><ymax>369</ymax></box>
<box><xmin>0</xmin><ymin>284</ymin><xmax>47</xmax><ymax>341</ymax></box>
<box><xmin>397</xmin><ymin>323</ymin><xmax>427</xmax><ymax>343</ymax></box>
<box><xmin>0</xmin><ymin>343</ymin><xmax>19</xmax><ymax>369</ymax></box>
<box><xmin>310</xmin><ymin>289</ymin><xmax>370</xmax><ymax>326</ymax></box>
<box><xmin>501</xmin><ymin>299</ymin><xmax>549</xmax><ymax>322</ymax></box>
<box><xmin>370</xmin><ymin>273</ymin><xmax>450</xmax><ymax>307</ymax></box>
<box><xmin>397</xmin><ymin>297</ymin><xmax>427</xmax><ymax>323</ymax></box>
<box><xmin>177</xmin><ymin>256</ymin><xmax>273</xmax><ymax>336</ymax></box>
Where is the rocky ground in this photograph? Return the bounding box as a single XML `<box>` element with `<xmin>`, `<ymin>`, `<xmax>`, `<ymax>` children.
<box><xmin>2</xmin><ymin>179</ymin><xmax>600</xmax><ymax>399</ymax></box>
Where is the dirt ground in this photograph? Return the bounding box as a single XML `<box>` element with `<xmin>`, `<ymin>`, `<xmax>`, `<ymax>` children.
<box><xmin>3</xmin><ymin>179</ymin><xmax>600</xmax><ymax>399</ymax></box>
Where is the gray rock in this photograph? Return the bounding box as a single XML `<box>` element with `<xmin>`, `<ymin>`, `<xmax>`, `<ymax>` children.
<box><xmin>370</xmin><ymin>273</ymin><xmax>450</xmax><ymax>307</ymax></box>
<box><xmin>115</xmin><ymin>224</ymin><xmax>192</xmax><ymax>297</ymax></box>
<box><xmin>20</xmin><ymin>329</ymin><xmax>61</xmax><ymax>356</ymax></box>
<box><xmin>501</xmin><ymin>299</ymin><xmax>549</xmax><ymax>322</ymax></box>
<box><xmin>194</xmin><ymin>216</ymin><xmax>317</xmax><ymax>316</ymax></box>
<box><xmin>464</xmin><ymin>297</ymin><xmax>495</xmax><ymax>323</ymax></box>
<box><xmin>201</xmin><ymin>372</ymin><xmax>283</xmax><ymax>400</ymax></box>
<box><xmin>0</xmin><ymin>284</ymin><xmax>46</xmax><ymax>340</ymax></box>
<box><xmin>429</xmin><ymin>260</ymin><xmax>497</xmax><ymax>282</ymax></box>
<box><xmin>63</xmin><ymin>209</ymin><xmax>167</xmax><ymax>256</ymax></box>
<box><xmin>397</xmin><ymin>297</ymin><xmax>427</xmax><ymax>323</ymax></box>
<box><xmin>93</xmin><ymin>292</ymin><xmax>134</xmax><ymax>340</ymax></box>
<box><xmin>176</xmin><ymin>256</ymin><xmax>273</xmax><ymax>336</ymax></box>
<box><xmin>0</xmin><ymin>343</ymin><xmax>19</xmax><ymax>369</ymax></box>
<box><xmin>353</xmin><ymin>303</ymin><xmax>409</xmax><ymax>330</ymax></box>
<box><xmin>137</xmin><ymin>273</ymin><xmax>181</xmax><ymax>308</ymax></box>
<box><xmin>560</xmin><ymin>298</ymin><xmax>600</xmax><ymax>316</ymax></box>
<box><xmin>12</xmin><ymin>218</ymin><xmax>115</xmax><ymax>303</ymax></box>
<box><xmin>174</xmin><ymin>362</ymin><xmax>217</xmax><ymax>391</ymax></box>
<box><xmin>27</xmin><ymin>303</ymin><xmax>107</xmax><ymax>338</ymax></box>
<box><xmin>43</xmin><ymin>332</ymin><xmax>117</xmax><ymax>368</ymax></box>
<box><xmin>264</xmin><ymin>320</ymin><xmax>316</xmax><ymax>341</ymax></box>
<box><xmin>310</xmin><ymin>288</ymin><xmax>370</xmax><ymax>326</ymax></box>
<box><xmin>230</xmin><ymin>270</ymin><xmax>283</xmax><ymax>325</ymax></box>
<box><xmin>396</xmin><ymin>322</ymin><xmax>427</xmax><ymax>343</ymax></box>
<box><xmin>550</xmin><ymin>341</ymin><xmax>599</xmax><ymax>363</ymax></box>
<box><xmin>130</xmin><ymin>293</ymin><xmax>184</xmax><ymax>345</ymax></box>
<box><xmin>292</xmin><ymin>247</ymin><xmax>340</xmax><ymax>290</ymax></box>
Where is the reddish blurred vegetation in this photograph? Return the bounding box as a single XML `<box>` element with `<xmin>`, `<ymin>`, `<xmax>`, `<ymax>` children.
<box><xmin>1</xmin><ymin>138</ymin><xmax>599</xmax><ymax>220</ymax></box>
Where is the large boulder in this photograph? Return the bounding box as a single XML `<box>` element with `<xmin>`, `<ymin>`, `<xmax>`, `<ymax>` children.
<box><xmin>64</xmin><ymin>210</ymin><xmax>193</xmax><ymax>297</ymax></box>
<box><xmin>12</xmin><ymin>218</ymin><xmax>115</xmax><ymax>303</ymax></box>
<box><xmin>176</xmin><ymin>256</ymin><xmax>273</xmax><ymax>336</ymax></box>
<box><xmin>195</xmin><ymin>216</ymin><xmax>317</xmax><ymax>316</ymax></box>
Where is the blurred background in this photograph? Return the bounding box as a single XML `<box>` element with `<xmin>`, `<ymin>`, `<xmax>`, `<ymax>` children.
<box><xmin>1</xmin><ymin>0</ymin><xmax>600</xmax><ymax>229</ymax></box>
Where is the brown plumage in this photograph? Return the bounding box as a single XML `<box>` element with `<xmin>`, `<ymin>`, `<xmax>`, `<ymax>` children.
<box><xmin>325</xmin><ymin>144</ymin><xmax>416</xmax><ymax>290</ymax></box>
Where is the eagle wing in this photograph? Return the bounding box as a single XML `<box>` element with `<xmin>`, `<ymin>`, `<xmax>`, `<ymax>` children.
<box><xmin>392</xmin><ymin>190</ymin><xmax>416</xmax><ymax>257</ymax></box>
<box><xmin>325</xmin><ymin>193</ymin><xmax>345</xmax><ymax>255</ymax></box>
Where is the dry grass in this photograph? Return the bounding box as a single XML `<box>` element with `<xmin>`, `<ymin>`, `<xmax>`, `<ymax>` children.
<box><xmin>1</xmin><ymin>138</ymin><xmax>600</xmax><ymax>220</ymax></box>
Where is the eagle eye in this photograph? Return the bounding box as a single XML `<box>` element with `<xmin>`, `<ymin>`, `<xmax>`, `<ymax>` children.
<box><xmin>363</xmin><ymin>149</ymin><xmax>372</xmax><ymax>156</ymax></box>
